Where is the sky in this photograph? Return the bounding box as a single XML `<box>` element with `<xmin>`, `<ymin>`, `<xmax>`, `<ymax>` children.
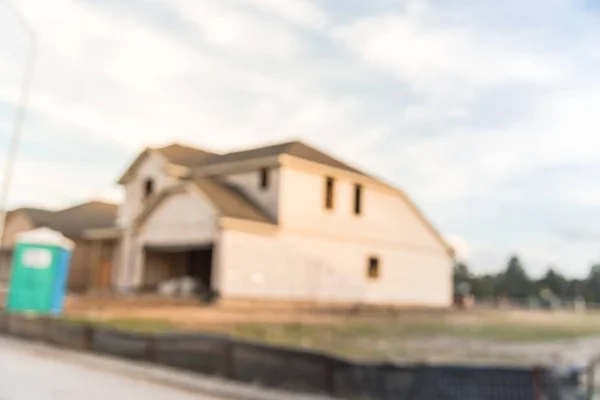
<box><xmin>1</xmin><ymin>0</ymin><xmax>600</xmax><ymax>278</ymax></box>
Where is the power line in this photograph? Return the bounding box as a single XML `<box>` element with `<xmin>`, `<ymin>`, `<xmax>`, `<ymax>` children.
<box><xmin>0</xmin><ymin>0</ymin><xmax>38</xmax><ymax>247</ymax></box>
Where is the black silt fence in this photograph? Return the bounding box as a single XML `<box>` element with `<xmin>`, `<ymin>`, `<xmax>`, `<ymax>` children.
<box><xmin>46</xmin><ymin>320</ymin><xmax>92</xmax><ymax>350</ymax></box>
<box><xmin>0</xmin><ymin>310</ymin><xmax>587</xmax><ymax>400</ymax></box>
<box><xmin>230</xmin><ymin>339</ymin><xmax>333</xmax><ymax>395</ymax></box>
<box><xmin>151</xmin><ymin>332</ymin><xmax>232</xmax><ymax>377</ymax></box>
<box><xmin>91</xmin><ymin>327</ymin><xmax>151</xmax><ymax>361</ymax></box>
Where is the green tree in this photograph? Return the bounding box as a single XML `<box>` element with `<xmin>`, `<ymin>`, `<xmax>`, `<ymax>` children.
<box><xmin>537</xmin><ymin>267</ymin><xmax>568</xmax><ymax>299</ymax></box>
<box><xmin>470</xmin><ymin>274</ymin><xmax>497</xmax><ymax>299</ymax></box>
<box><xmin>567</xmin><ymin>279</ymin><xmax>585</xmax><ymax>299</ymax></box>
<box><xmin>453</xmin><ymin>262</ymin><xmax>470</xmax><ymax>284</ymax></box>
<box><xmin>584</xmin><ymin>264</ymin><xmax>600</xmax><ymax>302</ymax></box>
<box><xmin>496</xmin><ymin>255</ymin><xmax>532</xmax><ymax>300</ymax></box>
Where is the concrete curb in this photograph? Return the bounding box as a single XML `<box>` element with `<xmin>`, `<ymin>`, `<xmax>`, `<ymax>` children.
<box><xmin>0</xmin><ymin>336</ymin><xmax>336</xmax><ymax>400</ymax></box>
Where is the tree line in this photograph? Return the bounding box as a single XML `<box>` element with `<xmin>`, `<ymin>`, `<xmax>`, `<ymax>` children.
<box><xmin>454</xmin><ymin>255</ymin><xmax>600</xmax><ymax>303</ymax></box>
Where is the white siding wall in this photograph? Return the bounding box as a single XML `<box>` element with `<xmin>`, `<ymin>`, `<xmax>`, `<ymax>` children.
<box><xmin>138</xmin><ymin>193</ymin><xmax>216</xmax><ymax>247</ymax></box>
<box><xmin>221</xmin><ymin>168</ymin><xmax>280</xmax><ymax>222</ymax></box>
<box><xmin>117</xmin><ymin>155</ymin><xmax>177</xmax><ymax>227</ymax></box>
<box><xmin>279</xmin><ymin>167</ymin><xmax>447</xmax><ymax>255</ymax></box>
<box><xmin>116</xmin><ymin>154</ymin><xmax>179</xmax><ymax>291</ymax></box>
<box><xmin>218</xmin><ymin>229</ymin><xmax>452</xmax><ymax>307</ymax></box>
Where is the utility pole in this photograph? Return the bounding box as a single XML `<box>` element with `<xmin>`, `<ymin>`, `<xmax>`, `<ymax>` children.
<box><xmin>0</xmin><ymin>0</ymin><xmax>38</xmax><ymax>247</ymax></box>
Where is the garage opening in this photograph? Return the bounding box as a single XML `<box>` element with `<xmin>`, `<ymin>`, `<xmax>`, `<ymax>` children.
<box><xmin>143</xmin><ymin>244</ymin><xmax>215</xmax><ymax>300</ymax></box>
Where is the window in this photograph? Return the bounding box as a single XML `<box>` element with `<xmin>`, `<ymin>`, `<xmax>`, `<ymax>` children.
<box><xmin>325</xmin><ymin>176</ymin><xmax>335</xmax><ymax>210</ymax></box>
<box><xmin>367</xmin><ymin>256</ymin><xmax>380</xmax><ymax>280</ymax></box>
<box><xmin>259</xmin><ymin>168</ymin><xmax>269</xmax><ymax>190</ymax></box>
<box><xmin>354</xmin><ymin>184</ymin><xmax>362</xmax><ymax>215</ymax></box>
<box><xmin>144</xmin><ymin>178</ymin><xmax>154</xmax><ymax>199</ymax></box>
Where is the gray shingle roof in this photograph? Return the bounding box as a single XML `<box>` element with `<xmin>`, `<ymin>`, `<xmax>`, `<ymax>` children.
<box><xmin>8</xmin><ymin>208</ymin><xmax>56</xmax><ymax>227</ymax></box>
<box><xmin>200</xmin><ymin>141</ymin><xmax>364</xmax><ymax>175</ymax></box>
<box><xmin>155</xmin><ymin>140</ymin><xmax>364</xmax><ymax>176</ymax></box>
<box><xmin>10</xmin><ymin>202</ymin><xmax>117</xmax><ymax>239</ymax></box>
<box><xmin>154</xmin><ymin>144</ymin><xmax>217</xmax><ymax>167</ymax></box>
<box><xmin>192</xmin><ymin>178</ymin><xmax>273</xmax><ymax>224</ymax></box>
<box><xmin>51</xmin><ymin>201</ymin><xmax>118</xmax><ymax>238</ymax></box>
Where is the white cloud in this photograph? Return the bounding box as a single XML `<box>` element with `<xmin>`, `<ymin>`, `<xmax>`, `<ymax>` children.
<box><xmin>0</xmin><ymin>0</ymin><xmax>367</xmax><ymax>155</ymax></box>
<box><xmin>90</xmin><ymin>185</ymin><xmax>124</xmax><ymax>205</ymax></box>
<box><xmin>330</xmin><ymin>1</ymin><xmax>600</xmax><ymax>207</ymax></box>
<box><xmin>234</xmin><ymin>0</ymin><xmax>328</xmax><ymax>30</ymax></box>
<box><xmin>0</xmin><ymin>0</ymin><xmax>376</xmax><ymax>206</ymax></box>
<box><xmin>172</xmin><ymin>0</ymin><xmax>305</xmax><ymax>59</ymax></box>
<box><xmin>332</xmin><ymin>8</ymin><xmax>565</xmax><ymax>95</ymax></box>
<box><xmin>6</xmin><ymin>157</ymin><xmax>115</xmax><ymax>209</ymax></box>
<box><xmin>447</xmin><ymin>235</ymin><xmax>471</xmax><ymax>262</ymax></box>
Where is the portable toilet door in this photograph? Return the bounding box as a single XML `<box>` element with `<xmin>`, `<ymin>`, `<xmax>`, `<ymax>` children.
<box><xmin>6</xmin><ymin>227</ymin><xmax>74</xmax><ymax>315</ymax></box>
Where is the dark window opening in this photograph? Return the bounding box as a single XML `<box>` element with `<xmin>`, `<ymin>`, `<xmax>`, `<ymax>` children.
<box><xmin>354</xmin><ymin>184</ymin><xmax>362</xmax><ymax>215</ymax></box>
<box><xmin>325</xmin><ymin>177</ymin><xmax>335</xmax><ymax>210</ymax></box>
<box><xmin>144</xmin><ymin>178</ymin><xmax>154</xmax><ymax>199</ymax></box>
<box><xmin>260</xmin><ymin>168</ymin><xmax>269</xmax><ymax>190</ymax></box>
<box><xmin>367</xmin><ymin>256</ymin><xmax>380</xmax><ymax>280</ymax></box>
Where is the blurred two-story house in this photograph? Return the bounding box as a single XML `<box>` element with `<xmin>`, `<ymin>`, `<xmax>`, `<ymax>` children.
<box><xmin>108</xmin><ymin>140</ymin><xmax>454</xmax><ymax>307</ymax></box>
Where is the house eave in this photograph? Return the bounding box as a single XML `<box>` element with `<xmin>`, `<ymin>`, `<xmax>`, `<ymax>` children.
<box><xmin>219</xmin><ymin>217</ymin><xmax>278</xmax><ymax>235</ymax></box>
<box><xmin>190</xmin><ymin>155</ymin><xmax>281</xmax><ymax>178</ymax></box>
<box><xmin>82</xmin><ymin>227</ymin><xmax>123</xmax><ymax>240</ymax></box>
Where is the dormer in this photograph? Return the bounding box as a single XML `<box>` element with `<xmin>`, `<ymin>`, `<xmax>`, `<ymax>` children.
<box><xmin>116</xmin><ymin>143</ymin><xmax>217</xmax><ymax>227</ymax></box>
<box><xmin>188</xmin><ymin>142</ymin><xmax>290</xmax><ymax>223</ymax></box>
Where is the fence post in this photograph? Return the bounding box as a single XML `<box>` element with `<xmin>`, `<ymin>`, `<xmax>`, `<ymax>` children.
<box><xmin>222</xmin><ymin>339</ymin><xmax>235</xmax><ymax>379</ymax></box>
<box><xmin>40</xmin><ymin>315</ymin><xmax>50</xmax><ymax>342</ymax></box>
<box><xmin>588</xmin><ymin>359</ymin><xmax>597</xmax><ymax>400</ymax></box>
<box><xmin>145</xmin><ymin>334</ymin><xmax>156</xmax><ymax>362</ymax></box>
<box><xmin>532</xmin><ymin>367</ymin><xmax>542</xmax><ymax>400</ymax></box>
<box><xmin>83</xmin><ymin>324</ymin><xmax>94</xmax><ymax>351</ymax></box>
<box><xmin>323</xmin><ymin>356</ymin><xmax>335</xmax><ymax>395</ymax></box>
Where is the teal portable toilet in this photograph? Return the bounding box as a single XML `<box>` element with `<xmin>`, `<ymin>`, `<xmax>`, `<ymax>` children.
<box><xmin>6</xmin><ymin>227</ymin><xmax>74</xmax><ymax>315</ymax></box>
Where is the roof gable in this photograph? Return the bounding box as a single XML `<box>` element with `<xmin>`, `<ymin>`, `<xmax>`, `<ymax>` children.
<box><xmin>192</xmin><ymin>178</ymin><xmax>273</xmax><ymax>224</ymax></box>
<box><xmin>117</xmin><ymin>144</ymin><xmax>219</xmax><ymax>184</ymax></box>
<box><xmin>117</xmin><ymin>148</ymin><xmax>159</xmax><ymax>184</ymax></box>
<box><xmin>135</xmin><ymin>179</ymin><xmax>274</xmax><ymax>230</ymax></box>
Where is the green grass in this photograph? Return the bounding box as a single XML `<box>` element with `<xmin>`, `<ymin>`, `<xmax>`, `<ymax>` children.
<box><xmin>226</xmin><ymin>318</ymin><xmax>600</xmax><ymax>345</ymax></box>
<box><xmin>439</xmin><ymin>322</ymin><xmax>600</xmax><ymax>342</ymax></box>
<box><xmin>63</xmin><ymin>316</ymin><xmax>178</xmax><ymax>333</ymax></box>
<box><xmin>60</xmin><ymin>310</ymin><xmax>600</xmax><ymax>362</ymax></box>
<box><xmin>208</xmin><ymin>315</ymin><xmax>600</xmax><ymax>360</ymax></box>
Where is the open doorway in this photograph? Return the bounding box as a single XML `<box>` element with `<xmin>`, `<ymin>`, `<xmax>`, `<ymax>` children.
<box><xmin>143</xmin><ymin>244</ymin><xmax>215</xmax><ymax>300</ymax></box>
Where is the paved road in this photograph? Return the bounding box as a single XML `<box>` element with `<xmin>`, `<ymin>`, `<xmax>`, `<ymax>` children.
<box><xmin>0</xmin><ymin>338</ymin><xmax>223</xmax><ymax>400</ymax></box>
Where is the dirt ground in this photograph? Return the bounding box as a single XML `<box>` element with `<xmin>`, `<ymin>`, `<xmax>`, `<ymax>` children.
<box><xmin>62</xmin><ymin>295</ymin><xmax>600</xmax><ymax>366</ymax></box>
